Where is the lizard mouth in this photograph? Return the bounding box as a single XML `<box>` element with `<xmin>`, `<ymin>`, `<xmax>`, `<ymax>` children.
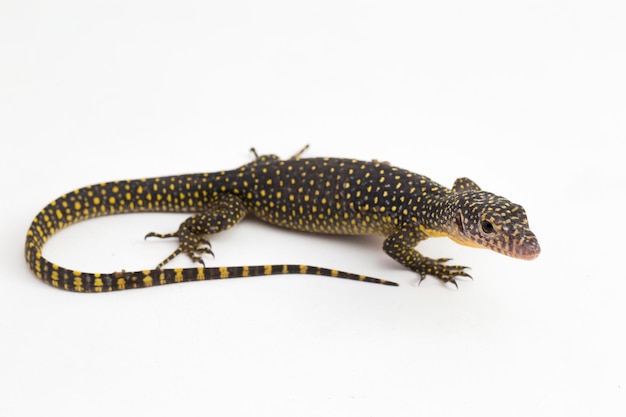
<box><xmin>513</xmin><ymin>235</ymin><xmax>541</xmax><ymax>260</ymax></box>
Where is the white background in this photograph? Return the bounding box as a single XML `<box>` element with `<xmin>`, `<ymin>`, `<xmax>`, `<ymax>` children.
<box><xmin>1</xmin><ymin>1</ymin><xmax>625</xmax><ymax>416</ymax></box>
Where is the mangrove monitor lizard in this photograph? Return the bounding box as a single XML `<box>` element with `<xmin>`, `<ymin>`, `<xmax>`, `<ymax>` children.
<box><xmin>25</xmin><ymin>146</ymin><xmax>540</xmax><ymax>292</ymax></box>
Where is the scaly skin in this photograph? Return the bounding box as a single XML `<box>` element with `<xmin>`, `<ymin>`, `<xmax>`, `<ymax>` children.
<box><xmin>25</xmin><ymin>147</ymin><xmax>540</xmax><ymax>292</ymax></box>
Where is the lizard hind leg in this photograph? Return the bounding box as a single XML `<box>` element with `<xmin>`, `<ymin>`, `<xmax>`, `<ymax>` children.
<box><xmin>145</xmin><ymin>194</ymin><xmax>248</xmax><ymax>269</ymax></box>
<box><xmin>289</xmin><ymin>144</ymin><xmax>310</xmax><ymax>159</ymax></box>
<box><xmin>249</xmin><ymin>144</ymin><xmax>310</xmax><ymax>163</ymax></box>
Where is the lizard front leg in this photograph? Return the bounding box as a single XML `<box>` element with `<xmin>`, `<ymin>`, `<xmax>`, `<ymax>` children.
<box><xmin>383</xmin><ymin>225</ymin><xmax>471</xmax><ymax>288</ymax></box>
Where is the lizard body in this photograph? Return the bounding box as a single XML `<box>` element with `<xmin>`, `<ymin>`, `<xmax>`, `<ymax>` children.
<box><xmin>25</xmin><ymin>147</ymin><xmax>540</xmax><ymax>292</ymax></box>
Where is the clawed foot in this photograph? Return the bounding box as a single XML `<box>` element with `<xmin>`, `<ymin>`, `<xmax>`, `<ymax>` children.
<box><xmin>145</xmin><ymin>230</ymin><xmax>214</xmax><ymax>268</ymax></box>
<box><xmin>417</xmin><ymin>257</ymin><xmax>472</xmax><ymax>289</ymax></box>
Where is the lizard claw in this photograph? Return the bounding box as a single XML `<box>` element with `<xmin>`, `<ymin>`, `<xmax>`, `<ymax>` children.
<box><xmin>460</xmin><ymin>270</ymin><xmax>473</xmax><ymax>280</ymax></box>
<box><xmin>446</xmin><ymin>278</ymin><xmax>459</xmax><ymax>290</ymax></box>
<box><xmin>194</xmin><ymin>246</ymin><xmax>215</xmax><ymax>259</ymax></box>
<box><xmin>418</xmin><ymin>273</ymin><xmax>427</xmax><ymax>286</ymax></box>
<box><xmin>192</xmin><ymin>256</ymin><xmax>206</xmax><ymax>267</ymax></box>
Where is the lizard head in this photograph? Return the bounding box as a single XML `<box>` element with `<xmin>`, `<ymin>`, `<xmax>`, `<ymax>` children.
<box><xmin>446</xmin><ymin>191</ymin><xmax>540</xmax><ymax>260</ymax></box>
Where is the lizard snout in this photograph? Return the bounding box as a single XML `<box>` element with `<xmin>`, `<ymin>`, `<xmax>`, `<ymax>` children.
<box><xmin>513</xmin><ymin>233</ymin><xmax>541</xmax><ymax>260</ymax></box>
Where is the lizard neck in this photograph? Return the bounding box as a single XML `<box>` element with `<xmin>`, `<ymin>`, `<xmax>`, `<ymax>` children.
<box><xmin>409</xmin><ymin>190</ymin><xmax>459</xmax><ymax>238</ymax></box>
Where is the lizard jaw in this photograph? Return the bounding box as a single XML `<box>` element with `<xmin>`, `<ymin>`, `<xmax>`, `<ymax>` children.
<box><xmin>448</xmin><ymin>230</ymin><xmax>540</xmax><ymax>260</ymax></box>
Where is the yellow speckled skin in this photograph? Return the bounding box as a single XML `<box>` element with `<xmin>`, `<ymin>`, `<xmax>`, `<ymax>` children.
<box><xmin>25</xmin><ymin>148</ymin><xmax>540</xmax><ymax>292</ymax></box>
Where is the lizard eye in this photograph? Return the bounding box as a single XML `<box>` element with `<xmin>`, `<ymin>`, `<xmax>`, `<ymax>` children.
<box><xmin>481</xmin><ymin>220</ymin><xmax>495</xmax><ymax>234</ymax></box>
<box><xmin>455</xmin><ymin>210</ymin><xmax>466</xmax><ymax>233</ymax></box>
